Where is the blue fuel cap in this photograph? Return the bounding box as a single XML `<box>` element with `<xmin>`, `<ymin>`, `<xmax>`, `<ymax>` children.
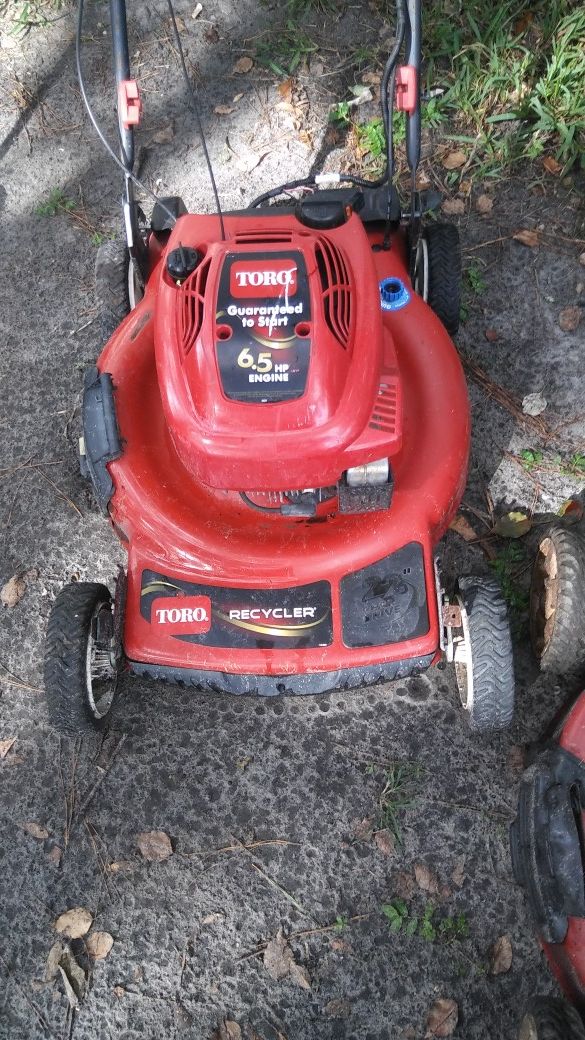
<box><xmin>380</xmin><ymin>277</ymin><xmax>410</xmax><ymax>311</ymax></box>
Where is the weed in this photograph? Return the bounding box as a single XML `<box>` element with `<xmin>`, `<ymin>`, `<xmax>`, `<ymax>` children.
<box><xmin>255</xmin><ymin>22</ymin><xmax>317</xmax><ymax>77</ymax></box>
<box><xmin>352</xmin><ymin>114</ymin><xmax>405</xmax><ymax>175</ymax></box>
<box><xmin>7</xmin><ymin>0</ymin><xmax>65</xmax><ymax>34</ymax></box>
<box><xmin>35</xmin><ymin>188</ymin><xmax>75</xmax><ymax>216</ymax></box>
<box><xmin>377</xmin><ymin>762</ymin><xmax>421</xmax><ymax>843</ymax></box>
<box><xmin>563</xmin><ymin>452</ymin><xmax>585</xmax><ymax>475</ymax></box>
<box><xmin>284</xmin><ymin>0</ymin><xmax>337</xmax><ymax>14</ymax></box>
<box><xmin>382</xmin><ymin>900</ymin><xmax>469</xmax><ymax>944</ymax></box>
<box><xmin>465</xmin><ymin>263</ymin><xmax>487</xmax><ymax>295</ymax></box>
<box><xmin>334</xmin><ymin>914</ymin><xmax>348</xmax><ymax>932</ymax></box>
<box><xmin>489</xmin><ymin>542</ymin><xmax>529</xmax><ymax>616</ymax></box>
<box><xmin>520</xmin><ymin>448</ymin><xmax>544</xmax><ymax>471</ymax></box>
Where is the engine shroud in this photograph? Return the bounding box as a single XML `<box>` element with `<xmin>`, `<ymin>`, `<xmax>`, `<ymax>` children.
<box><xmin>154</xmin><ymin>212</ymin><xmax>402</xmax><ymax>491</ymax></box>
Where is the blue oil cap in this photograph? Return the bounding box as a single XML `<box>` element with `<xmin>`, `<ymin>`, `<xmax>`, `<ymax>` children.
<box><xmin>380</xmin><ymin>277</ymin><xmax>410</xmax><ymax>311</ymax></box>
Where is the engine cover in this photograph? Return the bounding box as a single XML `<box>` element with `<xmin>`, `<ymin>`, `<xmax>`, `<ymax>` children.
<box><xmin>154</xmin><ymin>211</ymin><xmax>403</xmax><ymax>491</ymax></box>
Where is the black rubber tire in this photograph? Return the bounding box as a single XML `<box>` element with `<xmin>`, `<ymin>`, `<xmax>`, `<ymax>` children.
<box><xmin>530</xmin><ymin>524</ymin><xmax>585</xmax><ymax>674</ymax></box>
<box><xmin>456</xmin><ymin>575</ymin><xmax>515</xmax><ymax>731</ymax></box>
<box><xmin>95</xmin><ymin>239</ymin><xmax>131</xmax><ymax>341</ymax></box>
<box><xmin>518</xmin><ymin>996</ymin><xmax>585</xmax><ymax>1040</ymax></box>
<box><xmin>44</xmin><ymin>582</ymin><xmax>115</xmax><ymax>734</ymax></box>
<box><xmin>425</xmin><ymin>223</ymin><xmax>461</xmax><ymax>336</ymax></box>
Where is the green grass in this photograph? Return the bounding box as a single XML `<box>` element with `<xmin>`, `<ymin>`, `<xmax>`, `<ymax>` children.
<box><xmin>375</xmin><ymin>762</ymin><xmax>421</xmax><ymax>842</ymax></box>
<box><xmin>382</xmin><ymin>899</ymin><xmax>469</xmax><ymax>943</ymax></box>
<box><xmin>5</xmin><ymin>0</ymin><xmax>65</xmax><ymax>33</ymax></box>
<box><xmin>255</xmin><ymin>21</ymin><xmax>318</xmax><ymax>77</ymax></box>
<box><xmin>35</xmin><ymin>188</ymin><xmax>75</xmax><ymax>216</ymax></box>
<box><xmin>489</xmin><ymin>542</ymin><xmax>529</xmax><ymax>616</ymax></box>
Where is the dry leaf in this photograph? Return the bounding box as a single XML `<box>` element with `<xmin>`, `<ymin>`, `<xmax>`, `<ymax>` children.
<box><xmin>458</xmin><ymin>178</ymin><xmax>473</xmax><ymax>196</ymax></box>
<box><xmin>58</xmin><ymin>948</ymin><xmax>86</xmax><ymax>1007</ymax></box>
<box><xmin>213</xmin><ymin>1022</ymin><xmax>242</xmax><ymax>1040</ymax></box>
<box><xmin>0</xmin><ymin>738</ymin><xmax>16</xmax><ymax>759</ymax></box>
<box><xmin>107</xmin><ymin>860</ymin><xmax>134</xmax><ymax>874</ymax></box>
<box><xmin>202</xmin><ymin>912</ymin><xmax>225</xmax><ymax>925</ymax></box>
<box><xmin>522</xmin><ymin>392</ymin><xmax>547</xmax><ymax>416</ymax></box>
<box><xmin>489</xmin><ymin>934</ymin><xmax>513</xmax><ymax>975</ymax></box>
<box><xmin>325</xmin><ymin>998</ymin><xmax>351</xmax><ymax>1018</ymax></box>
<box><xmin>442</xmin><ymin>198</ymin><xmax>465</xmax><ymax>215</ymax></box>
<box><xmin>136</xmin><ymin>830</ymin><xmax>173</xmax><ymax>861</ymax></box>
<box><xmin>263</xmin><ymin>928</ymin><xmax>310</xmax><ymax>989</ymax></box>
<box><xmin>86</xmin><ymin>931</ymin><xmax>114</xmax><ymax>960</ymax></box>
<box><xmin>1</xmin><ymin>574</ymin><xmax>26</xmax><ymax>608</ymax></box>
<box><xmin>476</xmin><ymin>194</ymin><xmax>493</xmax><ymax>214</ymax></box>
<box><xmin>374</xmin><ymin>829</ymin><xmax>395</xmax><ymax>857</ymax></box>
<box><xmin>451</xmin><ymin>855</ymin><xmax>466</xmax><ymax>888</ymax></box>
<box><xmin>204</xmin><ymin>24</ymin><xmax>219</xmax><ymax>43</ymax></box>
<box><xmin>400</xmin><ymin>1029</ymin><xmax>416</xmax><ymax>1040</ymax></box>
<box><xmin>393</xmin><ymin>870</ymin><xmax>417</xmax><ymax>901</ymax></box>
<box><xmin>236</xmin><ymin>755</ymin><xmax>252</xmax><ymax>770</ymax></box>
<box><xmin>559</xmin><ymin>498</ymin><xmax>585</xmax><ymax>523</ymax></box>
<box><xmin>45</xmin><ymin>941</ymin><xmax>65</xmax><ymax>982</ymax></box>
<box><xmin>330</xmin><ymin>937</ymin><xmax>351</xmax><ymax>953</ymax></box>
<box><xmin>542</xmin><ymin>156</ymin><xmax>562</xmax><ymax>175</ymax></box>
<box><xmin>559</xmin><ymin>306</ymin><xmax>581</xmax><ymax>332</ymax></box>
<box><xmin>414</xmin><ymin>863</ymin><xmax>440</xmax><ymax>895</ymax></box>
<box><xmin>450</xmin><ymin>514</ymin><xmax>478</xmax><ymax>543</ymax></box>
<box><xmin>54</xmin><ymin>907</ymin><xmax>93</xmax><ymax>939</ymax></box>
<box><xmin>232</xmin><ymin>56</ymin><xmax>253</xmax><ymax>74</ymax></box>
<box><xmin>47</xmin><ymin>845</ymin><xmax>63</xmax><ymax>867</ymax></box>
<box><xmin>289</xmin><ymin>960</ymin><xmax>312</xmax><ymax>990</ymax></box>
<box><xmin>362</xmin><ymin>71</ymin><xmax>382</xmax><ymax>85</ymax></box>
<box><xmin>425</xmin><ymin>997</ymin><xmax>459</xmax><ymax>1038</ymax></box>
<box><xmin>278</xmin><ymin>77</ymin><xmax>293</xmax><ymax>100</ymax></box>
<box><xmin>232</xmin><ymin>92</ymin><xmax>244</xmax><ymax>103</ymax></box>
<box><xmin>484</xmin><ymin>327</ymin><xmax>499</xmax><ymax>342</ymax></box>
<box><xmin>493</xmin><ymin>511</ymin><xmax>532</xmax><ymax>539</ymax></box>
<box><xmin>59</xmin><ymin>966</ymin><xmax>80</xmax><ymax>1009</ymax></box>
<box><xmin>442</xmin><ymin>150</ymin><xmax>466</xmax><ymax>170</ymax></box>
<box><xmin>214</xmin><ymin>104</ymin><xmax>234</xmax><ymax>115</ymax></box>
<box><xmin>113</xmin><ymin>985</ymin><xmax>126</xmax><ymax>998</ymax></box>
<box><xmin>513</xmin><ymin>229</ymin><xmax>539</xmax><ymax>247</ymax></box>
<box><xmin>20</xmin><ymin>820</ymin><xmax>49</xmax><ymax>840</ymax></box>
<box><xmin>514</xmin><ymin>11</ymin><xmax>533</xmax><ymax>33</ymax></box>
<box><xmin>351</xmin><ymin>816</ymin><xmax>374</xmax><ymax>842</ymax></box>
<box><xmin>152</xmin><ymin>123</ymin><xmax>175</xmax><ymax>145</ymax></box>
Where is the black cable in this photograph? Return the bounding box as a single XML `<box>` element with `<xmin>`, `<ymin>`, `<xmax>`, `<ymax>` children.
<box><xmin>76</xmin><ymin>0</ymin><xmax>177</xmax><ymax>226</ymax></box>
<box><xmin>164</xmin><ymin>0</ymin><xmax>226</xmax><ymax>241</ymax></box>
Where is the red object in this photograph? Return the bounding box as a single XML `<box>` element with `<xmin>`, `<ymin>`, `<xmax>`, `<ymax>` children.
<box><xmin>117</xmin><ymin>79</ymin><xmax>142</xmax><ymax>129</ymax></box>
<box><xmin>98</xmin><ymin>213</ymin><xmax>470</xmax><ymax>677</ymax></box>
<box><xmin>395</xmin><ymin>65</ymin><xmax>418</xmax><ymax>113</ymax></box>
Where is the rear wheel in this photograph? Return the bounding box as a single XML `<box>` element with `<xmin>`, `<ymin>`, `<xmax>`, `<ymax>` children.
<box><xmin>518</xmin><ymin>996</ymin><xmax>585</xmax><ymax>1040</ymax></box>
<box><xmin>44</xmin><ymin>582</ymin><xmax>119</xmax><ymax>734</ymax></box>
<box><xmin>530</xmin><ymin>524</ymin><xmax>585</xmax><ymax>673</ymax></box>
<box><xmin>451</xmin><ymin>575</ymin><xmax>514</xmax><ymax>731</ymax></box>
<box><xmin>95</xmin><ymin>239</ymin><xmax>143</xmax><ymax>341</ymax></box>
<box><xmin>414</xmin><ymin>223</ymin><xmax>461</xmax><ymax>336</ymax></box>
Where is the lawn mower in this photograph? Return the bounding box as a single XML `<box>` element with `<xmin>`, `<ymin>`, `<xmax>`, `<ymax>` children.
<box><xmin>511</xmin><ymin>508</ymin><xmax>585</xmax><ymax>1039</ymax></box>
<box><xmin>44</xmin><ymin>0</ymin><xmax>515</xmax><ymax>732</ymax></box>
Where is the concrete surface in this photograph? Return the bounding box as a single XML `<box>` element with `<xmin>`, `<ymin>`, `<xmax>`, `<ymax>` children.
<box><xmin>1</xmin><ymin>1</ymin><xmax>585</xmax><ymax>1038</ymax></box>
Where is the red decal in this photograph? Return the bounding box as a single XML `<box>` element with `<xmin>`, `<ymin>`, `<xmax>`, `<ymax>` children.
<box><xmin>151</xmin><ymin>595</ymin><xmax>212</xmax><ymax>634</ymax></box>
<box><xmin>230</xmin><ymin>260</ymin><xmax>298</xmax><ymax>298</ymax></box>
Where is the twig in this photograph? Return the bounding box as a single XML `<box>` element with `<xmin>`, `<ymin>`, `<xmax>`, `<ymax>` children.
<box><xmin>76</xmin><ymin>733</ymin><xmax>127</xmax><ymax>821</ymax></box>
<box><xmin>0</xmin><ymin>662</ymin><xmax>40</xmax><ymax>693</ymax></box>
<box><xmin>463</xmin><ymin>235</ymin><xmax>509</xmax><ymax>251</ymax></box>
<box><xmin>181</xmin><ymin>838</ymin><xmax>298</xmax><ymax>858</ymax></box>
<box><xmin>0</xmin><ymin>952</ymin><xmax>54</xmax><ymax>1036</ymax></box>
<box><xmin>429</xmin><ymin>798</ymin><xmax>513</xmax><ymax>820</ymax></box>
<box><xmin>238</xmin><ymin>914</ymin><xmax>371</xmax><ymax>961</ymax></box>
<box><xmin>462</xmin><ymin>355</ymin><xmax>559</xmax><ymax>443</ymax></box>
<box><xmin>0</xmin><ymin>458</ymin><xmax>65</xmax><ymax>478</ymax></box>
<box><xmin>34</xmin><ymin>467</ymin><xmax>82</xmax><ymax>518</ymax></box>
<box><xmin>230</xmin><ymin>835</ymin><xmax>317</xmax><ymax>923</ymax></box>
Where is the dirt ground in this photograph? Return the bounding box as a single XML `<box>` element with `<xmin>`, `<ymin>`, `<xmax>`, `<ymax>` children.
<box><xmin>1</xmin><ymin>1</ymin><xmax>585</xmax><ymax>1038</ymax></box>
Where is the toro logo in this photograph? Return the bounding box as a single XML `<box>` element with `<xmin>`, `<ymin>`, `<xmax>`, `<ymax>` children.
<box><xmin>230</xmin><ymin>259</ymin><xmax>298</xmax><ymax>299</ymax></box>
<box><xmin>151</xmin><ymin>595</ymin><xmax>212</xmax><ymax>635</ymax></box>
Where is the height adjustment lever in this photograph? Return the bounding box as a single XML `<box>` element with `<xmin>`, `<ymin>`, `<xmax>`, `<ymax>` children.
<box><xmin>117</xmin><ymin>79</ymin><xmax>142</xmax><ymax>129</ymax></box>
<box><xmin>395</xmin><ymin>65</ymin><xmax>418</xmax><ymax>114</ymax></box>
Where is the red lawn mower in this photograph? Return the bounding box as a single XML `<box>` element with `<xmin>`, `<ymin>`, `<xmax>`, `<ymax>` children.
<box><xmin>44</xmin><ymin>0</ymin><xmax>515</xmax><ymax>732</ymax></box>
<box><xmin>511</xmin><ymin>512</ymin><xmax>585</xmax><ymax>1039</ymax></box>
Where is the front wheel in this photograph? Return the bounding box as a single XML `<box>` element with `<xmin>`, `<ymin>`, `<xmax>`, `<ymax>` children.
<box><xmin>413</xmin><ymin>223</ymin><xmax>461</xmax><ymax>336</ymax></box>
<box><xmin>530</xmin><ymin>524</ymin><xmax>585</xmax><ymax>673</ymax></box>
<box><xmin>450</xmin><ymin>575</ymin><xmax>514</xmax><ymax>731</ymax></box>
<box><xmin>95</xmin><ymin>240</ymin><xmax>143</xmax><ymax>341</ymax></box>
<box><xmin>518</xmin><ymin>997</ymin><xmax>585</xmax><ymax>1040</ymax></box>
<box><xmin>44</xmin><ymin>582</ymin><xmax>119</xmax><ymax>734</ymax></box>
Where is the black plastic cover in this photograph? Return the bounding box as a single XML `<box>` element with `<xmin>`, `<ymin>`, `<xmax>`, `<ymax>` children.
<box><xmin>296</xmin><ymin>189</ymin><xmax>364</xmax><ymax>230</ymax></box>
<box><xmin>340</xmin><ymin>542</ymin><xmax>429</xmax><ymax>648</ymax></box>
<box><xmin>510</xmin><ymin>745</ymin><xmax>585</xmax><ymax>943</ymax></box>
<box><xmin>151</xmin><ymin>195</ymin><xmax>188</xmax><ymax>232</ymax></box>
<box><xmin>81</xmin><ymin>367</ymin><xmax>122</xmax><ymax>512</ymax></box>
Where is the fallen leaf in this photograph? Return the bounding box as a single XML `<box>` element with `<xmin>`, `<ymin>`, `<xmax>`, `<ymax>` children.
<box><xmin>476</xmin><ymin>194</ymin><xmax>493</xmax><ymax>214</ymax></box>
<box><xmin>136</xmin><ymin>830</ymin><xmax>173</xmax><ymax>861</ymax></box>
<box><xmin>278</xmin><ymin>77</ymin><xmax>293</xmax><ymax>101</ymax></box>
<box><xmin>204</xmin><ymin>24</ymin><xmax>220</xmax><ymax>43</ymax></box>
<box><xmin>325</xmin><ymin>997</ymin><xmax>351</xmax><ymax>1018</ymax></box>
<box><xmin>414</xmin><ymin>863</ymin><xmax>440</xmax><ymax>895</ymax></box>
<box><xmin>58</xmin><ymin>948</ymin><xmax>86</xmax><ymax>1007</ymax></box>
<box><xmin>59</xmin><ymin>966</ymin><xmax>80</xmax><ymax>1009</ymax></box>
<box><xmin>559</xmin><ymin>498</ymin><xmax>585</xmax><ymax>523</ymax></box>
<box><xmin>214</xmin><ymin>105</ymin><xmax>234</xmax><ymax>115</ymax></box>
<box><xmin>393</xmin><ymin>870</ymin><xmax>417</xmax><ymax>901</ymax></box>
<box><xmin>47</xmin><ymin>845</ymin><xmax>63</xmax><ymax>867</ymax></box>
<box><xmin>451</xmin><ymin>855</ymin><xmax>466</xmax><ymax>888</ymax></box>
<box><xmin>513</xmin><ymin>229</ymin><xmax>539</xmax><ymax>247</ymax></box>
<box><xmin>107</xmin><ymin>860</ymin><xmax>134</xmax><ymax>874</ymax></box>
<box><xmin>1</xmin><ymin>574</ymin><xmax>26</xmax><ymax>608</ymax></box>
<box><xmin>45</xmin><ymin>941</ymin><xmax>65</xmax><ymax>982</ymax></box>
<box><xmin>192</xmin><ymin>2</ymin><xmax>202</xmax><ymax>17</ymax></box>
<box><xmin>113</xmin><ymin>985</ymin><xmax>126</xmax><ymax>998</ymax></box>
<box><xmin>449</xmin><ymin>514</ymin><xmax>478</xmax><ymax>543</ymax></box>
<box><xmin>330</xmin><ymin>937</ymin><xmax>351</xmax><ymax>952</ymax></box>
<box><xmin>425</xmin><ymin>997</ymin><xmax>459</xmax><ymax>1038</ymax></box>
<box><xmin>20</xmin><ymin>820</ymin><xmax>49</xmax><ymax>840</ymax></box>
<box><xmin>489</xmin><ymin>934</ymin><xmax>513</xmax><ymax>975</ymax></box>
<box><xmin>579</xmin><ymin>252</ymin><xmax>585</xmax><ymax>267</ymax></box>
<box><xmin>0</xmin><ymin>738</ymin><xmax>16</xmax><ymax>759</ymax></box>
<box><xmin>232</xmin><ymin>56</ymin><xmax>253</xmax><ymax>74</ymax></box>
<box><xmin>559</xmin><ymin>306</ymin><xmax>581</xmax><ymax>332</ymax></box>
<box><xmin>86</xmin><ymin>931</ymin><xmax>114</xmax><ymax>960</ymax></box>
<box><xmin>522</xmin><ymin>392</ymin><xmax>547</xmax><ymax>416</ymax></box>
<box><xmin>351</xmin><ymin>816</ymin><xmax>374</xmax><ymax>842</ymax></box>
<box><xmin>152</xmin><ymin>123</ymin><xmax>175</xmax><ymax>145</ymax></box>
<box><xmin>493</xmin><ymin>511</ymin><xmax>532</xmax><ymax>539</ymax></box>
<box><xmin>289</xmin><ymin>960</ymin><xmax>312</xmax><ymax>990</ymax></box>
<box><xmin>441</xmin><ymin>198</ymin><xmax>465</xmax><ymax>215</ymax></box>
<box><xmin>362</xmin><ymin>71</ymin><xmax>382</xmax><ymax>85</ymax></box>
<box><xmin>400</xmin><ymin>1029</ymin><xmax>416</xmax><ymax>1040</ymax></box>
<box><xmin>514</xmin><ymin>11</ymin><xmax>533</xmax><ymax>33</ymax></box>
<box><xmin>263</xmin><ymin>928</ymin><xmax>310</xmax><ymax>989</ymax></box>
<box><xmin>442</xmin><ymin>150</ymin><xmax>466</xmax><ymax>170</ymax></box>
<box><xmin>212</xmin><ymin>1020</ymin><xmax>242</xmax><ymax>1040</ymax></box>
<box><xmin>374</xmin><ymin>829</ymin><xmax>395</xmax><ymax>857</ymax></box>
<box><xmin>202</xmin><ymin>912</ymin><xmax>225</xmax><ymax>925</ymax></box>
<box><xmin>542</xmin><ymin>156</ymin><xmax>562</xmax><ymax>175</ymax></box>
<box><xmin>507</xmin><ymin>745</ymin><xmax>526</xmax><ymax>772</ymax></box>
<box><xmin>54</xmin><ymin>907</ymin><xmax>93</xmax><ymax>939</ymax></box>
<box><xmin>459</xmin><ymin>178</ymin><xmax>473</xmax><ymax>197</ymax></box>
<box><xmin>484</xmin><ymin>327</ymin><xmax>499</xmax><ymax>342</ymax></box>
<box><xmin>236</xmin><ymin>755</ymin><xmax>253</xmax><ymax>770</ymax></box>
<box><xmin>232</xmin><ymin>92</ymin><xmax>244</xmax><ymax>103</ymax></box>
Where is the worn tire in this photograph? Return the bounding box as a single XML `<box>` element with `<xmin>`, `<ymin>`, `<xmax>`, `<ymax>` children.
<box><xmin>425</xmin><ymin>223</ymin><xmax>461</xmax><ymax>336</ymax></box>
<box><xmin>44</xmin><ymin>582</ymin><xmax>115</xmax><ymax>734</ymax></box>
<box><xmin>95</xmin><ymin>240</ymin><xmax>131</xmax><ymax>342</ymax></box>
<box><xmin>530</xmin><ymin>524</ymin><xmax>585</xmax><ymax>673</ymax></box>
<box><xmin>456</xmin><ymin>575</ymin><xmax>515</xmax><ymax>731</ymax></box>
<box><xmin>518</xmin><ymin>996</ymin><xmax>585</xmax><ymax>1040</ymax></box>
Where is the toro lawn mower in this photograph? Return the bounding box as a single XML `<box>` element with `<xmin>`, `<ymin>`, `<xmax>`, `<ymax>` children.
<box><xmin>44</xmin><ymin>0</ymin><xmax>515</xmax><ymax>733</ymax></box>
<box><xmin>511</xmin><ymin>510</ymin><xmax>585</xmax><ymax>1039</ymax></box>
